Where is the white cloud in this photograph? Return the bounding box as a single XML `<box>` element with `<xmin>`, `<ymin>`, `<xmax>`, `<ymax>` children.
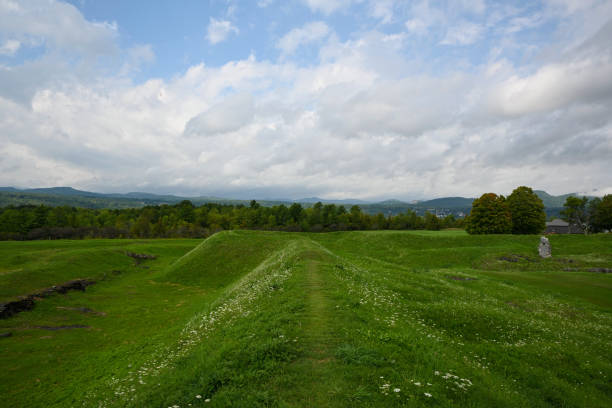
<box><xmin>1</xmin><ymin>0</ymin><xmax>612</xmax><ymax>199</ymax></box>
<box><xmin>404</xmin><ymin>0</ymin><xmax>444</xmax><ymax>36</ymax></box>
<box><xmin>440</xmin><ymin>21</ymin><xmax>484</xmax><ymax>45</ymax></box>
<box><xmin>277</xmin><ymin>21</ymin><xmax>330</xmax><ymax>55</ymax></box>
<box><xmin>0</xmin><ymin>1</ymin><xmax>120</xmax><ymax>105</ymax></box>
<box><xmin>257</xmin><ymin>0</ymin><xmax>275</xmax><ymax>7</ymax></box>
<box><xmin>491</xmin><ymin>58</ymin><xmax>612</xmax><ymax>116</ymax></box>
<box><xmin>544</xmin><ymin>0</ymin><xmax>599</xmax><ymax>15</ymax></box>
<box><xmin>120</xmin><ymin>44</ymin><xmax>155</xmax><ymax>75</ymax></box>
<box><xmin>457</xmin><ymin>0</ymin><xmax>486</xmax><ymax>15</ymax></box>
<box><xmin>206</xmin><ymin>18</ymin><xmax>239</xmax><ymax>45</ymax></box>
<box><xmin>369</xmin><ymin>0</ymin><xmax>395</xmax><ymax>24</ymax></box>
<box><xmin>405</xmin><ymin>19</ymin><xmax>429</xmax><ymax>35</ymax></box>
<box><xmin>0</xmin><ymin>0</ymin><xmax>117</xmax><ymax>55</ymax></box>
<box><xmin>185</xmin><ymin>93</ymin><xmax>255</xmax><ymax>136</ymax></box>
<box><xmin>0</xmin><ymin>39</ymin><xmax>19</xmax><ymax>55</ymax></box>
<box><xmin>302</xmin><ymin>0</ymin><xmax>356</xmax><ymax>15</ymax></box>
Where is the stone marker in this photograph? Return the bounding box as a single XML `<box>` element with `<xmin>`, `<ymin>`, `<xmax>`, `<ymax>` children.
<box><xmin>538</xmin><ymin>236</ymin><xmax>551</xmax><ymax>258</ymax></box>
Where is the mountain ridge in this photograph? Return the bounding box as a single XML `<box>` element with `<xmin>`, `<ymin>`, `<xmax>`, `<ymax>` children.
<box><xmin>0</xmin><ymin>186</ymin><xmax>591</xmax><ymax>214</ymax></box>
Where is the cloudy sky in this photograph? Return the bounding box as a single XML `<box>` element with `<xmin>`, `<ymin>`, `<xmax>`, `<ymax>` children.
<box><xmin>1</xmin><ymin>0</ymin><xmax>611</xmax><ymax>200</ymax></box>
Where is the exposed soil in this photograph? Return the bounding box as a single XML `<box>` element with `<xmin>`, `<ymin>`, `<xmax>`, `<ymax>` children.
<box><xmin>125</xmin><ymin>251</ymin><xmax>157</xmax><ymax>265</ymax></box>
<box><xmin>588</xmin><ymin>267</ymin><xmax>612</xmax><ymax>274</ymax></box>
<box><xmin>563</xmin><ymin>267</ymin><xmax>612</xmax><ymax>273</ymax></box>
<box><xmin>56</xmin><ymin>306</ymin><xmax>106</xmax><ymax>316</ymax></box>
<box><xmin>0</xmin><ymin>279</ymin><xmax>95</xmax><ymax>319</ymax></box>
<box><xmin>498</xmin><ymin>254</ymin><xmax>540</xmax><ymax>263</ymax></box>
<box><xmin>34</xmin><ymin>325</ymin><xmax>90</xmax><ymax>331</ymax></box>
<box><xmin>446</xmin><ymin>275</ymin><xmax>477</xmax><ymax>281</ymax></box>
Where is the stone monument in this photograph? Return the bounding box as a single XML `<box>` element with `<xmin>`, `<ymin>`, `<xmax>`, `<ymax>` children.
<box><xmin>538</xmin><ymin>236</ymin><xmax>551</xmax><ymax>258</ymax></box>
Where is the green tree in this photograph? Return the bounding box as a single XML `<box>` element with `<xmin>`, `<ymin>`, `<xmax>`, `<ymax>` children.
<box><xmin>561</xmin><ymin>196</ymin><xmax>589</xmax><ymax>233</ymax></box>
<box><xmin>589</xmin><ymin>195</ymin><xmax>612</xmax><ymax>232</ymax></box>
<box><xmin>349</xmin><ymin>205</ymin><xmax>362</xmax><ymax>229</ymax></box>
<box><xmin>424</xmin><ymin>212</ymin><xmax>441</xmax><ymax>230</ymax></box>
<box><xmin>176</xmin><ymin>200</ymin><xmax>195</xmax><ymax>223</ymax></box>
<box><xmin>441</xmin><ymin>214</ymin><xmax>456</xmax><ymax>229</ymax></box>
<box><xmin>507</xmin><ymin>186</ymin><xmax>546</xmax><ymax>234</ymax></box>
<box><xmin>288</xmin><ymin>203</ymin><xmax>304</xmax><ymax>223</ymax></box>
<box><xmin>465</xmin><ymin>193</ymin><xmax>512</xmax><ymax>234</ymax></box>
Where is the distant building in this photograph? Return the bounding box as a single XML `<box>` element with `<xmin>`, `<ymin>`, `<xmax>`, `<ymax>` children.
<box><xmin>545</xmin><ymin>218</ymin><xmax>583</xmax><ymax>234</ymax></box>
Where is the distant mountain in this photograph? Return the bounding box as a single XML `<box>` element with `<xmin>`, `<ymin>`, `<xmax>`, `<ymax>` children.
<box><xmin>296</xmin><ymin>197</ymin><xmax>370</xmax><ymax>205</ymax></box>
<box><xmin>0</xmin><ymin>186</ymin><xmax>594</xmax><ymax>216</ymax></box>
<box><xmin>376</xmin><ymin>199</ymin><xmax>410</xmax><ymax>206</ymax></box>
<box><xmin>415</xmin><ymin>197</ymin><xmax>475</xmax><ymax>208</ymax></box>
<box><xmin>533</xmin><ymin>190</ymin><xmax>586</xmax><ymax>208</ymax></box>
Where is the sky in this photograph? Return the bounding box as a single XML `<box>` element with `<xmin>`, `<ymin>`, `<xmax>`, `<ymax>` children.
<box><xmin>1</xmin><ymin>0</ymin><xmax>611</xmax><ymax>200</ymax></box>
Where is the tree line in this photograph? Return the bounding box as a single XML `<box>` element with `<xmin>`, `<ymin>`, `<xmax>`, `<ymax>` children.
<box><xmin>560</xmin><ymin>195</ymin><xmax>612</xmax><ymax>233</ymax></box>
<box><xmin>466</xmin><ymin>186</ymin><xmax>612</xmax><ymax>234</ymax></box>
<box><xmin>0</xmin><ymin>200</ymin><xmax>463</xmax><ymax>240</ymax></box>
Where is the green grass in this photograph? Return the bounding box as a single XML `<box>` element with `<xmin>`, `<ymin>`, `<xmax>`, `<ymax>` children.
<box><xmin>1</xmin><ymin>231</ymin><xmax>611</xmax><ymax>407</ymax></box>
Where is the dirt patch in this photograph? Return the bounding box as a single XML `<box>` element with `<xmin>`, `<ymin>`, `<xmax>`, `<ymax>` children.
<box><xmin>56</xmin><ymin>306</ymin><xmax>106</xmax><ymax>316</ymax></box>
<box><xmin>505</xmin><ymin>301</ymin><xmax>530</xmax><ymax>311</ymax></box>
<box><xmin>588</xmin><ymin>267</ymin><xmax>612</xmax><ymax>274</ymax></box>
<box><xmin>506</xmin><ymin>301</ymin><xmax>520</xmax><ymax>309</ymax></box>
<box><xmin>0</xmin><ymin>297</ymin><xmax>35</xmax><ymax>319</ymax></box>
<box><xmin>125</xmin><ymin>251</ymin><xmax>157</xmax><ymax>265</ymax></box>
<box><xmin>446</xmin><ymin>275</ymin><xmax>477</xmax><ymax>281</ymax></box>
<box><xmin>34</xmin><ymin>325</ymin><xmax>89</xmax><ymax>331</ymax></box>
<box><xmin>498</xmin><ymin>254</ymin><xmax>539</xmax><ymax>263</ymax></box>
<box><xmin>0</xmin><ymin>279</ymin><xmax>95</xmax><ymax>319</ymax></box>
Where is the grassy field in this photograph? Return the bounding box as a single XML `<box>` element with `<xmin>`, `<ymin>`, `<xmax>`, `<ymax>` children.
<box><xmin>1</xmin><ymin>231</ymin><xmax>611</xmax><ymax>407</ymax></box>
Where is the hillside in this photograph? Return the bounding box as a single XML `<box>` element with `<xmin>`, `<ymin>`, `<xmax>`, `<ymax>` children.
<box><xmin>1</xmin><ymin>231</ymin><xmax>611</xmax><ymax>407</ymax></box>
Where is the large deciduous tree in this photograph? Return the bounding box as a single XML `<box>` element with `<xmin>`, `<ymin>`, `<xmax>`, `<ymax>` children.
<box><xmin>589</xmin><ymin>195</ymin><xmax>612</xmax><ymax>232</ymax></box>
<box><xmin>507</xmin><ymin>186</ymin><xmax>546</xmax><ymax>234</ymax></box>
<box><xmin>561</xmin><ymin>196</ymin><xmax>590</xmax><ymax>233</ymax></box>
<box><xmin>465</xmin><ymin>193</ymin><xmax>512</xmax><ymax>234</ymax></box>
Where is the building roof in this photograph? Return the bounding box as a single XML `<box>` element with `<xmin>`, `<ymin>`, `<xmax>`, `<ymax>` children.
<box><xmin>546</xmin><ymin>218</ymin><xmax>569</xmax><ymax>227</ymax></box>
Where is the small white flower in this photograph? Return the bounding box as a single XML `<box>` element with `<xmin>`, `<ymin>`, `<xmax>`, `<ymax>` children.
<box><xmin>393</xmin><ymin>388</ymin><xmax>401</xmax><ymax>392</ymax></box>
<box><xmin>205</xmin><ymin>399</ymin><xmax>211</xmax><ymax>403</ymax></box>
<box><xmin>414</xmin><ymin>382</ymin><xmax>421</xmax><ymax>386</ymax></box>
<box><xmin>196</xmin><ymin>395</ymin><xmax>202</xmax><ymax>399</ymax></box>
<box><xmin>424</xmin><ymin>392</ymin><xmax>432</xmax><ymax>397</ymax></box>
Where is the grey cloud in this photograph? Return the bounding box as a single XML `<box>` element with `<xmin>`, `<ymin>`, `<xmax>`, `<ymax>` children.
<box><xmin>317</xmin><ymin>76</ymin><xmax>468</xmax><ymax>138</ymax></box>
<box><xmin>184</xmin><ymin>93</ymin><xmax>255</xmax><ymax>137</ymax></box>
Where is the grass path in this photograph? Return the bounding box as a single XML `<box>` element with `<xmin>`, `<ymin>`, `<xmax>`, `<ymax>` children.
<box><xmin>273</xmin><ymin>242</ymin><xmax>350</xmax><ymax>406</ymax></box>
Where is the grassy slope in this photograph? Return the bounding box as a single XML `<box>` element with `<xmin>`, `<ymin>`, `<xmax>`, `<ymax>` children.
<box><xmin>1</xmin><ymin>231</ymin><xmax>611</xmax><ymax>407</ymax></box>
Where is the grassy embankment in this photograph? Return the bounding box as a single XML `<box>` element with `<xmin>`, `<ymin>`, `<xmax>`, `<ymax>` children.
<box><xmin>1</xmin><ymin>230</ymin><xmax>611</xmax><ymax>407</ymax></box>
